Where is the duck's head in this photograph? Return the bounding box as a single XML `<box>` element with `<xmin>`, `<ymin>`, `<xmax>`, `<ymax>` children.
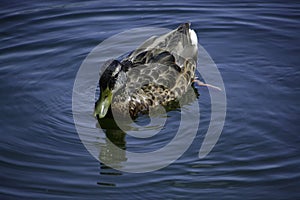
<box><xmin>94</xmin><ymin>60</ymin><xmax>127</xmax><ymax>119</ymax></box>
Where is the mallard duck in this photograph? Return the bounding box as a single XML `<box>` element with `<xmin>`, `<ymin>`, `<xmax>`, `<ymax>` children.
<box><xmin>94</xmin><ymin>23</ymin><xmax>199</xmax><ymax>119</ymax></box>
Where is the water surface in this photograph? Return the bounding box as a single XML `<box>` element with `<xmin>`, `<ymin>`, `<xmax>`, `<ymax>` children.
<box><xmin>1</xmin><ymin>1</ymin><xmax>300</xmax><ymax>199</ymax></box>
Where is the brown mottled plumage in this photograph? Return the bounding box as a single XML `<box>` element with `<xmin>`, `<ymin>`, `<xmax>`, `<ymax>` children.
<box><xmin>94</xmin><ymin>23</ymin><xmax>198</xmax><ymax>119</ymax></box>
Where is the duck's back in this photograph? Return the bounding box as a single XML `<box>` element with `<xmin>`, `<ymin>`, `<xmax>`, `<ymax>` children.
<box><xmin>125</xmin><ymin>23</ymin><xmax>197</xmax><ymax>68</ymax></box>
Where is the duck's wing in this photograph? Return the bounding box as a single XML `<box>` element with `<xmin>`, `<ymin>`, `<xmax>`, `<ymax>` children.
<box><xmin>124</xmin><ymin>23</ymin><xmax>198</xmax><ymax>70</ymax></box>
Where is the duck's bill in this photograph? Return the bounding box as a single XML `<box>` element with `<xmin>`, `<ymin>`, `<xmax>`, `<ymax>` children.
<box><xmin>94</xmin><ymin>100</ymin><xmax>109</xmax><ymax>118</ymax></box>
<box><xmin>94</xmin><ymin>88</ymin><xmax>112</xmax><ymax>118</ymax></box>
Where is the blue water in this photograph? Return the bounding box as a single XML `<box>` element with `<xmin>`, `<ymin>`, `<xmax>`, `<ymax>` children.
<box><xmin>1</xmin><ymin>1</ymin><xmax>300</xmax><ymax>199</ymax></box>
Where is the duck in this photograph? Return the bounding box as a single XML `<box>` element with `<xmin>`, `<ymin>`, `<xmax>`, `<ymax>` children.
<box><xmin>94</xmin><ymin>23</ymin><xmax>200</xmax><ymax>119</ymax></box>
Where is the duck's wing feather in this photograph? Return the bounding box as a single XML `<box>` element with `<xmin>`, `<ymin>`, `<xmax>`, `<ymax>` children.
<box><xmin>123</xmin><ymin>23</ymin><xmax>198</xmax><ymax>71</ymax></box>
<box><xmin>125</xmin><ymin>62</ymin><xmax>180</xmax><ymax>92</ymax></box>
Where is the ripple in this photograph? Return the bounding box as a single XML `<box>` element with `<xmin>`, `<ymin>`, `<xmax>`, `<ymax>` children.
<box><xmin>1</xmin><ymin>1</ymin><xmax>300</xmax><ymax>199</ymax></box>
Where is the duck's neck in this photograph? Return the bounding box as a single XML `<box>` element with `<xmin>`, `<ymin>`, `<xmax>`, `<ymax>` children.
<box><xmin>112</xmin><ymin>70</ymin><xmax>127</xmax><ymax>95</ymax></box>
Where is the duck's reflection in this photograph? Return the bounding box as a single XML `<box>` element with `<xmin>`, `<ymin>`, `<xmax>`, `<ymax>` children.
<box><xmin>96</xmin><ymin>118</ymin><xmax>127</xmax><ymax>187</ymax></box>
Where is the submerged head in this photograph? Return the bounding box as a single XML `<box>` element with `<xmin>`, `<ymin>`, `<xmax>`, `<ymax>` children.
<box><xmin>94</xmin><ymin>60</ymin><xmax>126</xmax><ymax>118</ymax></box>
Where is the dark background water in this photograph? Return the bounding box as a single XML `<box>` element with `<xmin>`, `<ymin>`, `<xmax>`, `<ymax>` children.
<box><xmin>1</xmin><ymin>0</ymin><xmax>300</xmax><ymax>199</ymax></box>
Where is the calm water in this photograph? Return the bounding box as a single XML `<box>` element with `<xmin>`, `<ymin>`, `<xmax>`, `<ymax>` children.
<box><xmin>1</xmin><ymin>1</ymin><xmax>300</xmax><ymax>199</ymax></box>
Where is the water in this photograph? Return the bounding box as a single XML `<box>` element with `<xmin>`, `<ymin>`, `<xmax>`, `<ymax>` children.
<box><xmin>1</xmin><ymin>1</ymin><xmax>300</xmax><ymax>199</ymax></box>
